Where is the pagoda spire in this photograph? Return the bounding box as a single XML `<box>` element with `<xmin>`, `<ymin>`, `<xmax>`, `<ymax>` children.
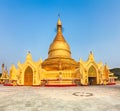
<box><xmin>50</xmin><ymin>17</ymin><xmax>66</xmax><ymax>43</ymax></box>
<box><xmin>88</xmin><ymin>51</ymin><xmax>94</xmax><ymax>61</ymax></box>
<box><xmin>48</xmin><ymin>17</ymin><xmax>71</xmax><ymax>58</ymax></box>
<box><xmin>57</xmin><ymin>14</ymin><xmax>62</xmax><ymax>32</ymax></box>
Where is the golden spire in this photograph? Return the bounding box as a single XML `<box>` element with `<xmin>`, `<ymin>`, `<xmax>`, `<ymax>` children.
<box><xmin>57</xmin><ymin>18</ymin><xmax>62</xmax><ymax>26</ymax></box>
<box><xmin>88</xmin><ymin>51</ymin><xmax>94</xmax><ymax>61</ymax></box>
<box><xmin>26</xmin><ymin>51</ymin><xmax>32</xmax><ymax>60</ymax></box>
<box><xmin>53</xmin><ymin>18</ymin><xmax>65</xmax><ymax>42</ymax></box>
<box><xmin>48</xmin><ymin>18</ymin><xmax>71</xmax><ymax>58</ymax></box>
<box><xmin>57</xmin><ymin>18</ymin><xmax>62</xmax><ymax>33</ymax></box>
<box><xmin>57</xmin><ymin>14</ymin><xmax>62</xmax><ymax>33</ymax></box>
<box><xmin>57</xmin><ymin>14</ymin><xmax>62</xmax><ymax>25</ymax></box>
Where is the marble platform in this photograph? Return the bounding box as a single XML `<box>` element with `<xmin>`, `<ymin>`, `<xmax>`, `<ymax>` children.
<box><xmin>0</xmin><ymin>84</ymin><xmax>120</xmax><ymax>111</ymax></box>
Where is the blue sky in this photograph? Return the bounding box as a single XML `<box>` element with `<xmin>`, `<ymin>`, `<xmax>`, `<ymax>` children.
<box><xmin>0</xmin><ymin>0</ymin><xmax>120</xmax><ymax>72</ymax></box>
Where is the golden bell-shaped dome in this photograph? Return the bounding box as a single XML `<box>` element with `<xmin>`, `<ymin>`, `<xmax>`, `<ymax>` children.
<box><xmin>48</xmin><ymin>18</ymin><xmax>71</xmax><ymax>58</ymax></box>
<box><xmin>42</xmin><ymin>18</ymin><xmax>77</xmax><ymax>71</ymax></box>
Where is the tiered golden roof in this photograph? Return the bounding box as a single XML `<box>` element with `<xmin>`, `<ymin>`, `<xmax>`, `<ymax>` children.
<box><xmin>42</xmin><ymin>18</ymin><xmax>78</xmax><ymax>71</ymax></box>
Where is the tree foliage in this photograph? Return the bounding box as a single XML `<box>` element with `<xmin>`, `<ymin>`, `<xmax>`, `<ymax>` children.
<box><xmin>110</xmin><ymin>68</ymin><xmax>120</xmax><ymax>80</ymax></box>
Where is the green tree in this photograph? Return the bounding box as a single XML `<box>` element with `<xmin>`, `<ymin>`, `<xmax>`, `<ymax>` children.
<box><xmin>110</xmin><ymin>68</ymin><xmax>120</xmax><ymax>80</ymax></box>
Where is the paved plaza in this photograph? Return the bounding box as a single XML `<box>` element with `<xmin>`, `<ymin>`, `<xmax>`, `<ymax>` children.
<box><xmin>0</xmin><ymin>85</ymin><xmax>120</xmax><ymax>111</ymax></box>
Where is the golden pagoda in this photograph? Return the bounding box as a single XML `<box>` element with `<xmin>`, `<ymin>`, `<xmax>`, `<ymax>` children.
<box><xmin>42</xmin><ymin>18</ymin><xmax>78</xmax><ymax>71</ymax></box>
<box><xmin>8</xmin><ymin>18</ymin><xmax>116</xmax><ymax>86</ymax></box>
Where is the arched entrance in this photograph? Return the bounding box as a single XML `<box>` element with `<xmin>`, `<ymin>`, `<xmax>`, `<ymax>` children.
<box><xmin>88</xmin><ymin>66</ymin><xmax>97</xmax><ymax>85</ymax></box>
<box><xmin>24</xmin><ymin>66</ymin><xmax>33</xmax><ymax>86</ymax></box>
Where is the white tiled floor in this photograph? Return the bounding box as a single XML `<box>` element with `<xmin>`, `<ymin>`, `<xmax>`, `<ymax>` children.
<box><xmin>0</xmin><ymin>85</ymin><xmax>120</xmax><ymax>111</ymax></box>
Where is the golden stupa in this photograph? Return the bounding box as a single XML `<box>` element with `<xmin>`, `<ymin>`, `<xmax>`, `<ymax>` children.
<box><xmin>7</xmin><ymin>18</ymin><xmax>117</xmax><ymax>86</ymax></box>
<box><xmin>42</xmin><ymin>18</ymin><xmax>78</xmax><ymax>71</ymax></box>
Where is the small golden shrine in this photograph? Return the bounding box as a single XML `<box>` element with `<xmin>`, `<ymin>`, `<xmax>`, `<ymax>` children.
<box><xmin>0</xmin><ymin>64</ymin><xmax>9</xmax><ymax>84</ymax></box>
